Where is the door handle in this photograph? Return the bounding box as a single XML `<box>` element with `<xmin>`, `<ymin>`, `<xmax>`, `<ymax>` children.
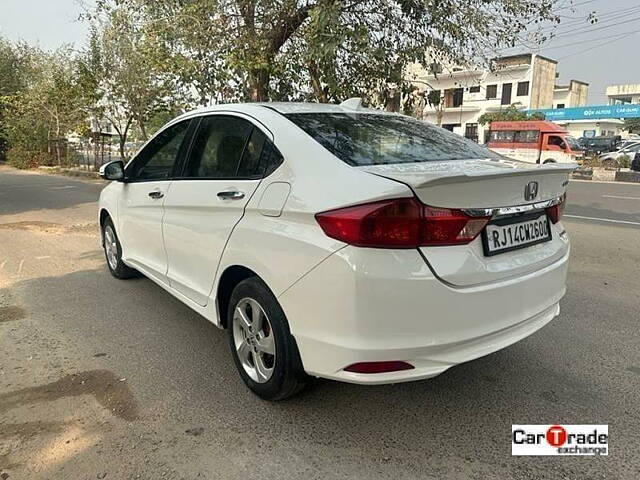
<box><xmin>148</xmin><ymin>190</ymin><xmax>164</xmax><ymax>199</ymax></box>
<box><xmin>217</xmin><ymin>190</ymin><xmax>245</xmax><ymax>200</ymax></box>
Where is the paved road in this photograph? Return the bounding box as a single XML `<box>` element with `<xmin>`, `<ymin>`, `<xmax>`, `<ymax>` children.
<box><xmin>1</xmin><ymin>165</ymin><xmax>639</xmax><ymax>479</ymax></box>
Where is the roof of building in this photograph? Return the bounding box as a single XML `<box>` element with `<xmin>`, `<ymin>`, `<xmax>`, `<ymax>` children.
<box><xmin>493</xmin><ymin>53</ymin><xmax>558</xmax><ymax>65</ymax></box>
<box><xmin>555</xmin><ymin>79</ymin><xmax>590</xmax><ymax>90</ymax></box>
<box><xmin>606</xmin><ymin>84</ymin><xmax>640</xmax><ymax>96</ymax></box>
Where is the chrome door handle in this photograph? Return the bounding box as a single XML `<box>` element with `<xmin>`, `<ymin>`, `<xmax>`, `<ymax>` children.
<box><xmin>148</xmin><ymin>190</ymin><xmax>164</xmax><ymax>199</ymax></box>
<box><xmin>217</xmin><ymin>190</ymin><xmax>245</xmax><ymax>200</ymax></box>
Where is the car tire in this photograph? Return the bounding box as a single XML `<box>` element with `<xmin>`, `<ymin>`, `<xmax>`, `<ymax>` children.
<box><xmin>228</xmin><ymin>277</ymin><xmax>308</xmax><ymax>400</ymax></box>
<box><xmin>543</xmin><ymin>159</ymin><xmax>556</xmax><ymax>164</ymax></box>
<box><xmin>102</xmin><ymin>217</ymin><xmax>139</xmax><ymax>279</ymax></box>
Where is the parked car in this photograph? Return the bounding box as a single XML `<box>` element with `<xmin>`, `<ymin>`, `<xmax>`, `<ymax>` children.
<box><xmin>600</xmin><ymin>142</ymin><xmax>640</xmax><ymax>162</ymax></box>
<box><xmin>579</xmin><ymin>136</ymin><xmax>621</xmax><ymax>155</ymax></box>
<box><xmin>98</xmin><ymin>101</ymin><xmax>575</xmax><ymax>400</ymax></box>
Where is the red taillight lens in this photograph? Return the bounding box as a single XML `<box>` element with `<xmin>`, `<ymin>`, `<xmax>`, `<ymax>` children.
<box><xmin>315</xmin><ymin>198</ymin><xmax>491</xmax><ymax>248</ymax></box>
<box><xmin>315</xmin><ymin>198</ymin><xmax>422</xmax><ymax>248</ymax></box>
<box><xmin>344</xmin><ymin>361</ymin><xmax>414</xmax><ymax>374</ymax></box>
<box><xmin>422</xmin><ymin>206</ymin><xmax>491</xmax><ymax>246</ymax></box>
<box><xmin>546</xmin><ymin>194</ymin><xmax>566</xmax><ymax>224</ymax></box>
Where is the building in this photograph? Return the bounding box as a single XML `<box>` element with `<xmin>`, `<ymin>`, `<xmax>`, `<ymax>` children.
<box><xmin>606</xmin><ymin>84</ymin><xmax>640</xmax><ymax>105</ymax></box>
<box><xmin>409</xmin><ymin>53</ymin><xmax>588</xmax><ymax>143</ymax></box>
<box><xmin>553</xmin><ymin>80</ymin><xmax>589</xmax><ymax>109</ymax></box>
<box><xmin>552</xmin><ymin>118</ymin><xmax>624</xmax><ymax>139</ymax></box>
<box><xmin>527</xmin><ymin>84</ymin><xmax>640</xmax><ymax>139</ymax></box>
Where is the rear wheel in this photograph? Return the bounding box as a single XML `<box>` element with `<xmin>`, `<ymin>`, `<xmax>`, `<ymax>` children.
<box><xmin>102</xmin><ymin>217</ymin><xmax>139</xmax><ymax>279</ymax></box>
<box><xmin>228</xmin><ymin>277</ymin><xmax>307</xmax><ymax>400</ymax></box>
<box><xmin>543</xmin><ymin>159</ymin><xmax>556</xmax><ymax>164</ymax></box>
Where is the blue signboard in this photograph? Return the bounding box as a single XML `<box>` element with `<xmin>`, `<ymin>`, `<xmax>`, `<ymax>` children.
<box><xmin>527</xmin><ymin>104</ymin><xmax>640</xmax><ymax>120</ymax></box>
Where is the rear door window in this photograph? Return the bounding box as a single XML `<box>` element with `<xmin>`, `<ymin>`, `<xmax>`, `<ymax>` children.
<box><xmin>183</xmin><ymin>116</ymin><xmax>253</xmax><ymax>179</ymax></box>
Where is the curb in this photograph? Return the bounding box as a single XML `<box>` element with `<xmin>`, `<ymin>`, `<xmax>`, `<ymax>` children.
<box><xmin>37</xmin><ymin>166</ymin><xmax>103</xmax><ymax>180</ymax></box>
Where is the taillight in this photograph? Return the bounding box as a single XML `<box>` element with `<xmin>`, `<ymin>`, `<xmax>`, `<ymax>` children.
<box><xmin>546</xmin><ymin>194</ymin><xmax>566</xmax><ymax>224</ymax></box>
<box><xmin>315</xmin><ymin>197</ymin><xmax>491</xmax><ymax>248</ymax></box>
<box><xmin>422</xmin><ymin>206</ymin><xmax>491</xmax><ymax>246</ymax></box>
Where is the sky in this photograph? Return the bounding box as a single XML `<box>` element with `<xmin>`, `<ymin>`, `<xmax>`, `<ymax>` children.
<box><xmin>0</xmin><ymin>0</ymin><xmax>638</xmax><ymax>105</ymax></box>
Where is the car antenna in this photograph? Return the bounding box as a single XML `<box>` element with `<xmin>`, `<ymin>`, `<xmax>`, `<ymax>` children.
<box><xmin>340</xmin><ymin>97</ymin><xmax>363</xmax><ymax>110</ymax></box>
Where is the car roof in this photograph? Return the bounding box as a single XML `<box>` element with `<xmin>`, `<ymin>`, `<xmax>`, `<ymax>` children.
<box><xmin>177</xmin><ymin>101</ymin><xmax>396</xmax><ymax>119</ymax></box>
<box><xmin>255</xmin><ymin>102</ymin><xmax>393</xmax><ymax>115</ymax></box>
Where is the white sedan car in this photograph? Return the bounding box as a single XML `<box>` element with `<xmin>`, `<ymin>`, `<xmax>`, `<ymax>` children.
<box><xmin>98</xmin><ymin>101</ymin><xmax>574</xmax><ymax>400</ymax></box>
<box><xmin>600</xmin><ymin>142</ymin><xmax>640</xmax><ymax>162</ymax></box>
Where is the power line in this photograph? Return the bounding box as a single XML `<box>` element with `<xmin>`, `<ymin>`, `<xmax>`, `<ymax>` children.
<box><xmin>555</xmin><ymin>0</ymin><xmax>597</xmax><ymax>10</ymax></box>
<box><xmin>539</xmin><ymin>27</ymin><xmax>640</xmax><ymax>51</ymax></box>
<box><xmin>550</xmin><ymin>14</ymin><xmax>640</xmax><ymax>39</ymax></box>
<box><xmin>536</xmin><ymin>4</ymin><xmax>640</xmax><ymax>36</ymax></box>
<box><xmin>555</xmin><ymin>29</ymin><xmax>640</xmax><ymax>60</ymax></box>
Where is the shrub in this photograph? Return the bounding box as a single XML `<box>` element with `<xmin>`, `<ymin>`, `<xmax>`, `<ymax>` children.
<box><xmin>582</xmin><ymin>155</ymin><xmax>603</xmax><ymax>168</ymax></box>
<box><xmin>7</xmin><ymin>146</ymin><xmax>53</xmax><ymax>169</ymax></box>
<box><xmin>618</xmin><ymin>154</ymin><xmax>631</xmax><ymax>169</ymax></box>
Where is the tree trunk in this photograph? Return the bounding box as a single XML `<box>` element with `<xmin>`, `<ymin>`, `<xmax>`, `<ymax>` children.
<box><xmin>385</xmin><ymin>90</ymin><xmax>401</xmax><ymax>112</ymax></box>
<box><xmin>139</xmin><ymin>120</ymin><xmax>148</xmax><ymax>141</ymax></box>
<box><xmin>119</xmin><ymin>137</ymin><xmax>126</xmax><ymax>161</ymax></box>
<box><xmin>55</xmin><ymin>115</ymin><xmax>61</xmax><ymax>166</ymax></box>
<box><xmin>308</xmin><ymin>60</ymin><xmax>328</xmax><ymax>103</ymax></box>
<box><xmin>248</xmin><ymin>68</ymin><xmax>269</xmax><ymax>101</ymax></box>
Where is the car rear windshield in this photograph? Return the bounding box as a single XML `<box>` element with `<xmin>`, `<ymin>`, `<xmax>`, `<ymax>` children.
<box><xmin>285</xmin><ymin>112</ymin><xmax>497</xmax><ymax>166</ymax></box>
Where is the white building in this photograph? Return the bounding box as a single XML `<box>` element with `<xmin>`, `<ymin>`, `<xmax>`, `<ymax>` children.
<box><xmin>553</xmin><ymin>119</ymin><xmax>625</xmax><ymax>139</ymax></box>
<box><xmin>552</xmin><ymin>84</ymin><xmax>640</xmax><ymax>138</ymax></box>
<box><xmin>606</xmin><ymin>84</ymin><xmax>640</xmax><ymax>105</ymax></box>
<box><xmin>553</xmin><ymin>80</ymin><xmax>589</xmax><ymax>109</ymax></box>
<box><xmin>408</xmin><ymin>54</ymin><xmax>589</xmax><ymax>143</ymax></box>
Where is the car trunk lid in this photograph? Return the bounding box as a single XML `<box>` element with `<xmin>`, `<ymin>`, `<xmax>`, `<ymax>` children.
<box><xmin>358</xmin><ymin>158</ymin><xmax>575</xmax><ymax>286</ymax></box>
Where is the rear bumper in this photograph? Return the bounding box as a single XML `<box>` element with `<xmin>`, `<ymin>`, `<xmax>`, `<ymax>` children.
<box><xmin>278</xmin><ymin>246</ymin><xmax>569</xmax><ymax>384</ymax></box>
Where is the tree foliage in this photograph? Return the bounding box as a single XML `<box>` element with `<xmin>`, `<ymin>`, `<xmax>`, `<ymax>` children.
<box><xmin>122</xmin><ymin>0</ymin><xmax>558</xmax><ymax>105</ymax></box>
<box><xmin>1</xmin><ymin>43</ymin><xmax>88</xmax><ymax>166</ymax></box>
<box><xmin>1</xmin><ymin>0</ymin><xmax>562</xmax><ymax>168</ymax></box>
<box><xmin>478</xmin><ymin>104</ymin><xmax>545</xmax><ymax>126</ymax></box>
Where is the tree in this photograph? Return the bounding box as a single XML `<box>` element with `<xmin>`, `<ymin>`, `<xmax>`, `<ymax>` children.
<box><xmin>31</xmin><ymin>47</ymin><xmax>87</xmax><ymax>164</ymax></box>
<box><xmin>128</xmin><ymin>0</ymin><xmax>559</xmax><ymax>104</ymax></box>
<box><xmin>0</xmin><ymin>38</ymin><xmax>30</xmax><ymax>160</ymax></box>
<box><xmin>427</xmin><ymin>89</ymin><xmax>445</xmax><ymax>126</ymax></box>
<box><xmin>1</xmin><ymin>40</ymin><xmax>86</xmax><ymax>167</ymax></box>
<box><xmin>88</xmin><ymin>2</ymin><xmax>177</xmax><ymax>158</ymax></box>
<box><xmin>478</xmin><ymin>105</ymin><xmax>545</xmax><ymax>126</ymax></box>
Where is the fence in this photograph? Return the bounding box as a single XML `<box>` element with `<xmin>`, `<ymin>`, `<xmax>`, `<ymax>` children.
<box><xmin>52</xmin><ymin>136</ymin><xmax>140</xmax><ymax>171</ymax></box>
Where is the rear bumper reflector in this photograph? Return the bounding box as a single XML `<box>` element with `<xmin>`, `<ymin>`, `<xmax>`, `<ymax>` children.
<box><xmin>344</xmin><ymin>361</ymin><xmax>415</xmax><ymax>374</ymax></box>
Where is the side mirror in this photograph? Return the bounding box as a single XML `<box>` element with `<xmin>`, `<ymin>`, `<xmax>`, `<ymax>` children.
<box><xmin>99</xmin><ymin>160</ymin><xmax>126</xmax><ymax>181</ymax></box>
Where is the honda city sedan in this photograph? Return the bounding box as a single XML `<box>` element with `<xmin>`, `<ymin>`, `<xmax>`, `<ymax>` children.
<box><xmin>98</xmin><ymin>101</ymin><xmax>574</xmax><ymax>400</ymax></box>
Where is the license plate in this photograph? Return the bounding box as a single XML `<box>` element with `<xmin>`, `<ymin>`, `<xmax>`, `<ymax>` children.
<box><xmin>482</xmin><ymin>213</ymin><xmax>552</xmax><ymax>256</ymax></box>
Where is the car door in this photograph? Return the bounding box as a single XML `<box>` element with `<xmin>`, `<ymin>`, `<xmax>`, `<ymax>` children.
<box><xmin>162</xmin><ymin>114</ymin><xmax>276</xmax><ymax>306</ymax></box>
<box><xmin>117</xmin><ymin>119</ymin><xmax>193</xmax><ymax>282</ymax></box>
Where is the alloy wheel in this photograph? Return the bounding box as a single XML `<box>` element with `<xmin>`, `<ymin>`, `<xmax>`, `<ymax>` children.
<box><xmin>232</xmin><ymin>297</ymin><xmax>276</xmax><ymax>383</ymax></box>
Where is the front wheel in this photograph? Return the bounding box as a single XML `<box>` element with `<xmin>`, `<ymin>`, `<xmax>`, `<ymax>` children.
<box><xmin>228</xmin><ymin>277</ymin><xmax>308</xmax><ymax>400</ymax></box>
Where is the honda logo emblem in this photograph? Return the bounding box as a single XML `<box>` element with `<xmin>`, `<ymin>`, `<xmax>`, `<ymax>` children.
<box><xmin>524</xmin><ymin>181</ymin><xmax>539</xmax><ymax>201</ymax></box>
